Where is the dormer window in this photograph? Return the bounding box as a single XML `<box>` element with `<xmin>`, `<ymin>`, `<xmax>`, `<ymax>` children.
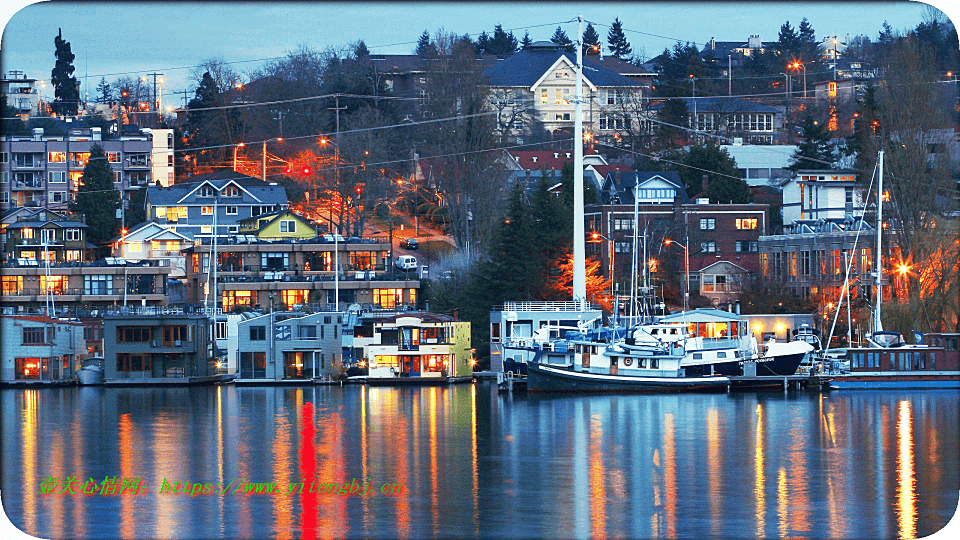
<box><xmin>199</xmin><ymin>186</ymin><xmax>215</xmax><ymax>197</ymax></box>
<box><xmin>223</xmin><ymin>185</ymin><xmax>240</xmax><ymax>197</ymax></box>
<box><xmin>565</xmin><ymin>153</ymin><xmax>571</xmax><ymax>158</ymax></box>
<box><xmin>553</xmin><ymin>153</ymin><xmax>559</xmax><ymax>159</ymax></box>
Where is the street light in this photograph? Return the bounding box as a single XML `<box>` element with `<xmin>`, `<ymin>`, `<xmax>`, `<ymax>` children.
<box><xmin>232</xmin><ymin>142</ymin><xmax>245</xmax><ymax>172</ymax></box>
<box><xmin>262</xmin><ymin>137</ymin><xmax>283</xmax><ymax>181</ymax></box>
<box><xmin>789</xmin><ymin>61</ymin><xmax>807</xmax><ymax>98</ymax></box>
<box><xmin>590</xmin><ymin>231</ymin><xmax>615</xmax><ymax>295</ymax></box>
<box><xmin>688</xmin><ymin>74</ymin><xmax>697</xmax><ymax>133</ymax></box>
<box><xmin>664</xmin><ymin>238</ymin><xmax>689</xmax><ymax>313</ymax></box>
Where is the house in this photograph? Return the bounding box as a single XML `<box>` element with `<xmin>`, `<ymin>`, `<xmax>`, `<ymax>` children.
<box><xmin>650</xmin><ymin>97</ymin><xmax>785</xmax><ymax>144</ymax></box>
<box><xmin>484</xmin><ymin>42</ymin><xmax>652</xmax><ymax>140</ymax></box>
<box><xmin>781</xmin><ymin>169</ymin><xmax>862</xmax><ymax>224</ymax></box>
<box><xmin>144</xmin><ymin>170</ymin><xmax>288</xmax><ymax>240</ymax></box>
<box><xmin>697</xmin><ymin>260</ymin><xmax>750</xmax><ymax>305</ymax></box>
<box><xmin>599</xmin><ymin>170</ymin><xmax>686</xmax><ymax>205</ymax></box>
<box><xmin>1</xmin><ymin>314</ymin><xmax>85</xmax><ymax>382</ymax></box>
<box><xmin>110</xmin><ymin>221</ymin><xmax>191</xmax><ymax>277</ymax></box>
<box><xmin>238</xmin><ymin>209</ymin><xmax>317</xmax><ymax>241</ymax></box>
<box><xmin>102</xmin><ymin>311</ymin><xmax>216</xmax><ymax>383</ymax></box>
<box><xmin>182</xmin><ymin>236</ymin><xmax>418</xmax><ymax>312</ymax></box>
<box><xmin>813</xmin><ymin>78</ymin><xmax>859</xmax><ymax>106</ymax></box>
<box><xmin>235</xmin><ymin>310</ymin><xmax>343</xmax><ymax>380</ymax></box>
<box><xmin>1</xmin><ymin>209</ymin><xmax>88</xmax><ymax>264</ymax></box>
<box><xmin>702</xmin><ymin>36</ymin><xmax>776</xmax><ymax>61</ymax></box>
<box><xmin>1</xmin><ymin>126</ymin><xmax>165</xmax><ymax>212</ymax></box>
<box><xmin>720</xmin><ymin>143</ymin><xmax>797</xmax><ymax>187</ymax></box>
<box><xmin>365</xmin><ymin>313</ymin><xmax>472</xmax><ymax>380</ymax></box>
<box><xmin>0</xmin><ymin>71</ymin><xmax>41</xmax><ymax>118</ymax></box>
<box><xmin>498</xmin><ymin>148</ymin><xmax>608</xmax><ymax>191</ymax></box>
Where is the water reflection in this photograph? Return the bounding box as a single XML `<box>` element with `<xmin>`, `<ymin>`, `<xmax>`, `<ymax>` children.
<box><xmin>1</xmin><ymin>386</ymin><xmax>957</xmax><ymax>539</ymax></box>
<box><xmin>896</xmin><ymin>400</ymin><xmax>917</xmax><ymax>540</ymax></box>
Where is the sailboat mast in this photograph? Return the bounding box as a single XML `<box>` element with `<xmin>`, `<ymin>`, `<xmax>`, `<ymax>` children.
<box><xmin>572</xmin><ymin>14</ymin><xmax>587</xmax><ymax>306</ymax></box>
<box><xmin>873</xmin><ymin>150</ymin><xmax>884</xmax><ymax>333</ymax></box>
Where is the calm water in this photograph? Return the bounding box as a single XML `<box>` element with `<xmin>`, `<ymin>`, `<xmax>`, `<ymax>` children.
<box><xmin>1</xmin><ymin>383</ymin><xmax>958</xmax><ymax>539</ymax></box>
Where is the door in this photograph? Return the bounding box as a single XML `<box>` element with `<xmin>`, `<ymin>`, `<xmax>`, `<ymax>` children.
<box><xmin>610</xmin><ymin>356</ymin><xmax>618</xmax><ymax>376</ymax></box>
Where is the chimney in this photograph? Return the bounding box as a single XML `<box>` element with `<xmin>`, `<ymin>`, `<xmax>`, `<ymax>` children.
<box><xmin>32</xmin><ymin>127</ymin><xmax>43</xmax><ymax>141</ymax></box>
<box><xmin>701</xmin><ymin>174</ymin><xmax>709</xmax><ymax>193</ymax></box>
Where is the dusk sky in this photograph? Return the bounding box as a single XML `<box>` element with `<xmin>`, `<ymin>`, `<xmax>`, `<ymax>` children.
<box><xmin>0</xmin><ymin>1</ymin><xmax>956</xmax><ymax>105</ymax></box>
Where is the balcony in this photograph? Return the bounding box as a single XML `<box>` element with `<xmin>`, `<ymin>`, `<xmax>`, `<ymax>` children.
<box><xmin>13</xmin><ymin>179</ymin><xmax>44</xmax><ymax>189</ymax></box>
<box><xmin>12</xmin><ymin>159</ymin><xmax>44</xmax><ymax>170</ymax></box>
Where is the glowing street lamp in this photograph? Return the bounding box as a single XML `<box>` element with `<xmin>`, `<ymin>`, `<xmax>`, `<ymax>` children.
<box><xmin>590</xmin><ymin>231</ymin><xmax>614</xmax><ymax>295</ymax></box>
<box><xmin>789</xmin><ymin>61</ymin><xmax>807</xmax><ymax>98</ymax></box>
<box><xmin>664</xmin><ymin>238</ymin><xmax>690</xmax><ymax>312</ymax></box>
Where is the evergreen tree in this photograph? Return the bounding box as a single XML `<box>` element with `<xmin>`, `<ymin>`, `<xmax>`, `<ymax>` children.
<box><xmin>788</xmin><ymin>116</ymin><xmax>836</xmax><ymax>170</ymax></box>
<box><xmin>480</xmin><ymin>182</ymin><xmax>541</xmax><ymax>300</ymax></box>
<box><xmin>95</xmin><ymin>77</ymin><xmax>111</xmax><ymax>104</ymax></box>
<box><xmin>582</xmin><ymin>23</ymin><xmax>601</xmax><ymax>55</ymax></box>
<box><xmin>353</xmin><ymin>40</ymin><xmax>370</xmax><ymax>59</ymax></box>
<box><xmin>550</xmin><ymin>26</ymin><xmax>574</xmax><ymax>53</ymax></box>
<box><xmin>51</xmin><ymin>28</ymin><xmax>79</xmax><ymax>116</ymax></box>
<box><xmin>415</xmin><ymin>30</ymin><xmax>436</xmax><ymax>57</ymax></box>
<box><xmin>671</xmin><ymin>144</ymin><xmax>745</xmax><ymax>200</ymax></box>
<box><xmin>70</xmin><ymin>145</ymin><xmax>119</xmax><ymax>245</ymax></box>
<box><xmin>475</xmin><ymin>31</ymin><xmax>491</xmax><ymax>54</ymax></box>
<box><xmin>606</xmin><ymin>18</ymin><xmax>633</xmax><ymax>59</ymax></box>
<box><xmin>797</xmin><ymin>18</ymin><xmax>818</xmax><ymax>61</ymax></box>
<box><xmin>521</xmin><ymin>31</ymin><xmax>532</xmax><ymax>49</ymax></box>
<box><xmin>488</xmin><ymin>25</ymin><xmax>518</xmax><ymax>55</ymax></box>
<box><xmin>775</xmin><ymin>20</ymin><xmax>799</xmax><ymax>57</ymax></box>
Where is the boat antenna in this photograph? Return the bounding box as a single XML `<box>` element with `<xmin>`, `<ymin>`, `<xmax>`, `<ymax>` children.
<box><xmin>872</xmin><ymin>150</ymin><xmax>884</xmax><ymax>333</ymax></box>
<box><xmin>572</xmin><ymin>14</ymin><xmax>587</xmax><ymax>307</ymax></box>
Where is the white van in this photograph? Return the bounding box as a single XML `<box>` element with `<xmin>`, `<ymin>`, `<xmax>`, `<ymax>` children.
<box><xmin>395</xmin><ymin>255</ymin><xmax>417</xmax><ymax>271</ymax></box>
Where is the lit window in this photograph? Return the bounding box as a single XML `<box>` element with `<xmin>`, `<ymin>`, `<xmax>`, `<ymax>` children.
<box><xmin>735</xmin><ymin>218</ymin><xmax>757</xmax><ymax>230</ymax></box>
<box><xmin>202</xmin><ymin>206</ymin><xmax>213</xmax><ymax>215</ymax></box>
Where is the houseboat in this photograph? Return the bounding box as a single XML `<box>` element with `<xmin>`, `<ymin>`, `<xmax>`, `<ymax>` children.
<box><xmin>829</xmin><ymin>332</ymin><xmax>960</xmax><ymax>389</ymax></box>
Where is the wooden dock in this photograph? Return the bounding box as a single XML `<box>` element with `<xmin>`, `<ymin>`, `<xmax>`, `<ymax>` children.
<box><xmin>727</xmin><ymin>374</ymin><xmax>831</xmax><ymax>392</ymax></box>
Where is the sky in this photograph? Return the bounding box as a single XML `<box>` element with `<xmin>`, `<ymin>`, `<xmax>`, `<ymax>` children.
<box><xmin>0</xmin><ymin>1</ymin><xmax>956</xmax><ymax>107</ymax></box>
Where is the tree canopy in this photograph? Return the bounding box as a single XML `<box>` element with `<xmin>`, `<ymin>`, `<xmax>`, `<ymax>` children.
<box><xmin>70</xmin><ymin>145</ymin><xmax>119</xmax><ymax>245</ymax></box>
<box><xmin>606</xmin><ymin>18</ymin><xmax>632</xmax><ymax>59</ymax></box>
<box><xmin>51</xmin><ymin>28</ymin><xmax>79</xmax><ymax>116</ymax></box>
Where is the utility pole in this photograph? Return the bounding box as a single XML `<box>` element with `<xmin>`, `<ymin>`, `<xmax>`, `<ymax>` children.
<box><xmin>147</xmin><ymin>73</ymin><xmax>163</xmax><ymax>118</ymax></box>
<box><xmin>328</xmin><ymin>95</ymin><xmax>347</xmax><ymax>233</ymax></box>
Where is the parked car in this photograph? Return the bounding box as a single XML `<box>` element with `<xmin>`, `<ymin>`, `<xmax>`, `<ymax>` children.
<box><xmin>394</xmin><ymin>255</ymin><xmax>417</xmax><ymax>271</ymax></box>
<box><xmin>400</xmin><ymin>237</ymin><xmax>419</xmax><ymax>250</ymax></box>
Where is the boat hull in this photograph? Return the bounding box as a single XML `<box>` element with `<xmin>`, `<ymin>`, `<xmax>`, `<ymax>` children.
<box><xmin>829</xmin><ymin>373</ymin><xmax>960</xmax><ymax>389</ymax></box>
<box><xmin>76</xmin><ymin>367</ymin><xmax>104</xmax><ymax>386</ymax></box>
<box><xmin>526</xmin><ymin>362</ymin><xmax>729</xmax><ymax>393</ymax></box>
<box><xmin>754</xmin><ymin>350</ymin><xmax>807</xmax><ymax>376</ymax></box>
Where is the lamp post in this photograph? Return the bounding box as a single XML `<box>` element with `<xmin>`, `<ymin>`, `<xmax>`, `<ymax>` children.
<box><xmin>664</xmin><ymin>238</ymin><xmax>689</xmax><ymax>313</ymax></box>
<box><xmin>590</xmin><ymin>231</ymin><xmax>615</xmax><ymax>296</ymax></box>
<box><xmin>789</xmin><ymin>61</ymin><xmax>807</xmax><ymax>98</ymax></box>
<box><xmin>688</xmin><ymin>74</ymin><xmax>697</xmax><ymax>134</ymax></box>
<box><xmin>232</xmin><ymin>142</ymin><xmax>245</xmax><ymax>172</ymax></box>
<box><xmin>263</xmin><ymin>137</ymin><xmax>283</xmax><ymax>181</ymax></box>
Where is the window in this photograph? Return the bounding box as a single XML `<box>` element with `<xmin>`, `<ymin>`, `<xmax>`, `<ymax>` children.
<box><xmin>540</xmin><ymin>89</ymin><xmax>548</xmax><ymax>104</ymax></box>
<box><xmin>223</xmin><ymin>186</ymin><xmax>239</xmax><ymax>197</ymax></box>
<box><xmin>226</xmin><ymin>206</ymin><xmax>238</xmax><ymax>215</ymax></box>
<box><xmin>555</xmin><ymin>113</ymin><xmax>571</xmax><ymax>121</ymax></box>
<box><xmin>299</xmin><ymin>325</ymin><xmax>317</xmax><ymax>339</ymax></box>
<box><xmin>1</xmin><ymin>172</ymin><xmax>8</xmax><ymax>184</ymax></box>
<box><xmin>116</xmin><ymin>354</ymin><xmax>152</xmax><ymax>372</ymax></box>
<box><xmin>23</xmin><ymin>327</ymin><xmax>47</xmax><ymax>345</ymax></box>
<box><xmin>21</xmin><ymin>228</ymin><xmax>34</xmax><ymax>240</ymax></box>
<box><xmin>14</xmin><ymin>153</ymin><xmax>37</xmax><ymax>167</ymax></box>
<box><xmin>199</xmin><ymin>186</ymin><xmax>216</xmax><ymax>197</ymax></box>
<box><xmin>0</xmin><ymin>192</ymin><xmax>8</xmax><ymax>204</ymax></box>
<box><xmin>249</xmin><ymin>326</ymin><xmax>266</xmax><ymax>341</ymax></box>
<box><xmin>599</xmin><ymin>114</ymin><xmax>630</xmax><ymax>131</ymax></box>
<box><xmin>48</xmin><ymin>191</ymin><xmax>66</xmax><ymax>204</ymax></box>
<box><xmin>735</xmin><ymin>218</ymin><xmax>757</xmax><ymax>230</ymax></box>
<box><xmin>129</xmin><ymin>171</ymin><xmax>148</xmax><ymax>185</ymax></box>
<box><xmin>215</xmin><ymin>321</ymin><xmax>227</xmax><ymax>340</ymax></box>
<box><xmin>374</xmin><ymin>288</ymin><xmax>404</xmax><ymax>309</ymax></box>
<box><xmin>0</xmin><ymin>152</ymin><xmax>6</xmax><ymax>163</ymax></box>
<box><xmin>128</xmin><ymin>242</ymin><xmax>142</xmax><ymax>252</ymax></box>
<box><xmin>69</xmin><ymin>152</ymin><xmax>91</xmax><ymax>167</ymax></box>
<box><xmin>65</xmin><ymin>250</ymin><xmax>80</xmax><ymax>261</ymax></box>
<box><xmin>127</xmin><ymin>153</ymin><xmax>148</xmax><ymax>167</ymax></box>
<box><xmin>261</xmin><ymin>252</ymin><xmax>289</xmax><ymax>270</ymax></box>
<box><xmin>700</xmin><ymin>218</ymin><xmax>716</xmax><ymax>230</ymax></box>
<box><xmin>735</xmin><ymin>241</ymin><xmax>758</xmax><ymax>253</ymax></box>
<box><xmin>201</xmin><ymin>206</ymin><xmax>213</xmax><ymax>215</ymax></box>
<box><xmin>201</xmin><ymin>226</ymin><xmax>212</xmax><ymax>234</ymax></box>
<box><xmin>117</xmin><ymin>327</ymin><xmax>152</xmax><ymax>342</ymax></box>
<box><xmin>84</xmin><ymin>275</ymin><xmax>113</xmax><ymax>295</ymax></box>
<box><xmin>48</xmin><ymin>152</ymin><xmax>66</xmax><ymax>163</ymax></box>
<box><xmin>48</xmin><ymin>171</ymin><xmax>67</xmax><ymax>183</ymax></box>
<box><xmin>108</xmin><ymin>152</ymin><xmax>121</xmax><ymax>163</ymax></box>
<box><xmin>701</xmin><ymin>241</ymin><xmax>716</xmax><ymax>253</ymax></box>
<box><xmin>279</xmin><ymin>220</ymin><xmax>296</xmax><ymax>233</ymax></box>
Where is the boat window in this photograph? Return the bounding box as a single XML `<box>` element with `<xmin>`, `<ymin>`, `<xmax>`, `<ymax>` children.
<box><xmin>717</xmin><ymin>352</ymin><xmax>727</xmax><ymax>359</ymax></box>
<box><xmin>637</xmin><ymin>358</ymin><xmax>646</xmax><ymax>368</ymax></box>
<box><xmin>853</xmin><ymin>353</ymin><xmax>861</xmax><ymax>369</ymax></box>
<box><xmin>623</xmin><ymin>357</ymin><xmax>632</xmax><ymax>366</ymax></box>
<box><xmin>651</xmin><ymin>328</ymin><xmax>659</xmax><ymax>335</ymax></box>
<box><xmin>650</xmin><ymin>358</ymin><xmax>658</xmax><ymax>369</ymax></box>
<box><xmin>913</xmin><ymin>352</ymin><xmax>922</xmax><ymax>370</ymax></box>
<box><xmin>919</xmin><ymin>352</ymin><xmax>925</xmax><ymax>370</ymax></box>
<box><xmin>930</xmin><ymin>352</ymin><xmax>936</xmax><ymax>369</ymax></box>
<box><xmin>948</xmin><ymin>337</ymin><xmax>958</xmax><ymax>351</ymax></box>
<box><xmin>899</xmin><ymin>353</ymin><xmax>908</xmax><ymax>371</ymax></box>
<box><xmin>693</xmin><ymin>353</ymin><xmax>702</xmax><ymax>360</ymax></box>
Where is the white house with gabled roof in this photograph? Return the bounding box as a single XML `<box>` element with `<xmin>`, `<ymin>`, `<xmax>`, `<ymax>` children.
<box><xmin>111</xmin><ymin>221</ymin><xmax>192</xmax><ymax>277</ymax></box>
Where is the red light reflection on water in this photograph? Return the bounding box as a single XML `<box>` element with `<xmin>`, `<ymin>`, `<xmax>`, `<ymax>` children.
<box><xmin>300</xmin><ymin>402</ymin><xmax>317</xmax><ymax>539</ymax></box>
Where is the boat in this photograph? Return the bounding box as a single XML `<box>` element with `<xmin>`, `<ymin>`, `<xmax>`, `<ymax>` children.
<box><xmin>76</xmin><ymin>356</ymin><xmax>104</xmax><ymax>385</ymax></box>
<box><xmin>526</xmin><ymin>336</ymin><xmax>729</xmax><ymax>393</ymax></box>
<box><xmin>827</xmin><ymin>151</ymin><xmax>960</xmax><ymax>389</ymax></box>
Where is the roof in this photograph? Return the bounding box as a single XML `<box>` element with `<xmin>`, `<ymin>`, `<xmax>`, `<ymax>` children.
<box><xmin>145</xmin><ymin>170</ymin><xmax>287</xmax><ymax>206</ymax></box>
<box><xmin>506</xmin><ymin>149</ymin><xmax>603</xmax><ymax>171</ymax></box>
<box><xmin>6</xmin><ymin>220</ymin><xmax>87</xmax><ymax>229</ymax></box>
<box><xmin>603</xmin><ymin>170</ymin><xmax>687</xmax><ymax>205</ymax></box>
<box><xmin>589</xmin><ymin>164</ymin><xmax>632</xmax><ymax>178</ymax></box>
<box><xmin>661</xmin><ymin>308</ymin><xmax>744</xmax><ymax>323</ymax></box>
<box><xmin>485</xmin><ymin>49</ymin><xmax>645</xmax><ymax>88</ymax></box>
<box><xmin>374</xmin><ymin>313</ymin><xmax>456</xmax><ymax>325</ymax></box>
